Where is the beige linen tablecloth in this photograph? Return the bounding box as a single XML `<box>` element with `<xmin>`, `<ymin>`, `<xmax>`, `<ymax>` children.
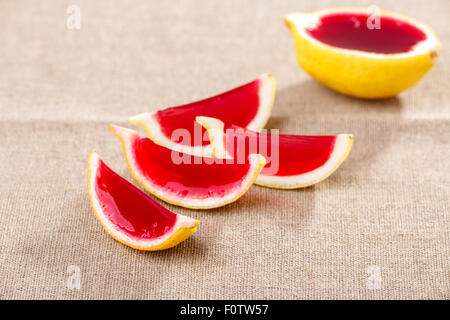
<box><xmin>0</xmin><ymin>0</ymin><xmax>448</xmax><ymax>299</ymax></box>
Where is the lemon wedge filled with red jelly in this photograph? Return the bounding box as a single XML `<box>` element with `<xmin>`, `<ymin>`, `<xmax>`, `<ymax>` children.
<box><xmin>197</xmin><ymin>117</ymin><xmax>353</xmax><ymax>189</ymax></box>
<box><xmin>284</xmin><ymin>8</ymin><xmax>441</xmax><ymax>98</ymax></box>
<box><xmin>128</xmin><ymin>73</ymin><xmax>276</xmax><ymax>156</ymax></box>
<box><xmin>110</xmin><ymin>125</ymin><xmax>266</xmax><ymax>209</ymax></box>
<box><xmin>87</xmin><ymin>152</ymin><xmax>198</xmax><ymax>251</ymax></box>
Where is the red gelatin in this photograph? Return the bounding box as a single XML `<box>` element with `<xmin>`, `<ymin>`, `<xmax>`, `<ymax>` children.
<box><xmin>225</xmin><ymin>126</ymin><xmax>336</xmax><ymax>177</ymax></box>
<box><xmin>130</xmin><ymin>133</ymin><xmax>252</xmax><ymax>199</ymax></box>
<box><xmin>94</xmin><ymin>158</ymin><xmax>177</xmax><ymax>239</ymax></box>
<box><xmin>155</xmin><ymin>79</ymin><xmax>261</xmax><ymax>146</ymax></box>
<box><xmin>307</xmin><ymin>13</ymin><xmax>427</xmax><ymax>54</ymax></box>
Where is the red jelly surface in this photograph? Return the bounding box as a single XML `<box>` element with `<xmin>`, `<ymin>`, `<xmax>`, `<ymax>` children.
<box><xmin>131</xmin><ymin>135</ymin><xmax>252</xmax><ymax>199</ymax></box>
<box><xmin>95</xmin><ymin>159</ymin><xmax>177</xmax><ymax>239</ymax></box>
<box><xmin>307</xmin><ymin>13</ymin><xmax>426</xmax><ymax>54</ymax></box>
<box><xmin>155</xmin><ymin>79</ymin><xmax>261</xmax><ymax>146</ymax></box>
<box><xmin>225</xmin><ymin>127</ymin><xmax>336</xmax><ymax>176</ymax></box>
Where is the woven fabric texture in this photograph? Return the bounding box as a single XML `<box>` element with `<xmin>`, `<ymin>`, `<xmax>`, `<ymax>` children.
<box><xmin>0</xmin><ymin>0</ymin><xmax>448</xmax><ymax>299</ymax></box>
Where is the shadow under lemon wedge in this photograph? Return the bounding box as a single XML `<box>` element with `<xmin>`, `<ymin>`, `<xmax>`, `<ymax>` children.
<box><xmin>284</xmin><ymin>7</ymin><xmax>441</xmax><ymax>99</ymax></box>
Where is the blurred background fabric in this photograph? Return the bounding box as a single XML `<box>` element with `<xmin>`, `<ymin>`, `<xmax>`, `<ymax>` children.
<box><xmin>0</xmin><ymin>0</ymin><xmax>448</xmax><ymax>299</ymax></box>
